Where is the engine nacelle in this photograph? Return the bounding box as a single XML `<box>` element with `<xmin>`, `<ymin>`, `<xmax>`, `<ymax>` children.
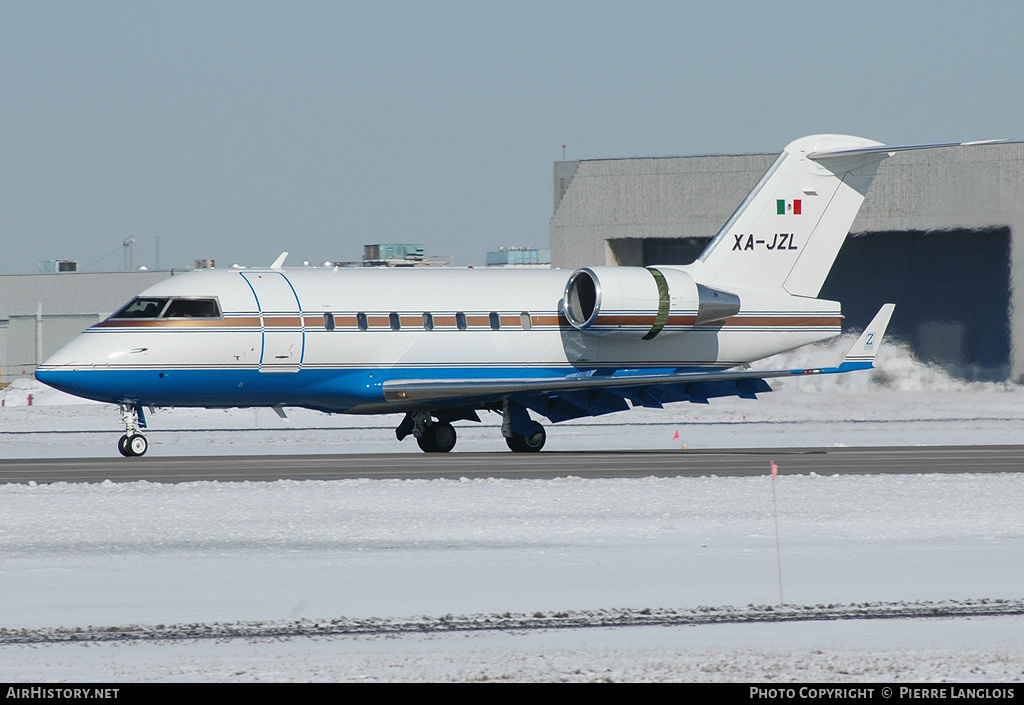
<box><xmin>562</xmin><ymin>266</ymin><xmax>740</xmax><ymax>339</ymax></box>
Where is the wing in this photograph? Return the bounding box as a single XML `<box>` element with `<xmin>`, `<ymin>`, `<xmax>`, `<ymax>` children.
<box><xmin>383</xmin><ymin>304</ymin><xmax>896</xmax><ymax>406</ymax></box>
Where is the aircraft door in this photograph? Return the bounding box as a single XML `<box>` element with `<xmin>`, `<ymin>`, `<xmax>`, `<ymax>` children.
<box><xmin>241</xmin><ymin>272</ymin><xmax>304</xmax><ymax>372</ymax></box>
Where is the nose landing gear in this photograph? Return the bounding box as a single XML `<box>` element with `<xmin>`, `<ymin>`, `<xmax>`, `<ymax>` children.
<box><xmin>117</xmin><ymin>403</ymin><xmax>149</xmax><ymax>457</ymax></box>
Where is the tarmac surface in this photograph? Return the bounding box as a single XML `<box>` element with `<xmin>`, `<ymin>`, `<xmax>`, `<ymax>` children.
<box><xmin>3</xmin><ymin>445</ymin><xmax>1023</xmax><ymax>484</ymax></box>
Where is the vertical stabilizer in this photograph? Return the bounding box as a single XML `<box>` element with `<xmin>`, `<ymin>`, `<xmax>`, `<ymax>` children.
<box><xmin>698</xmin><ymin>134</ymin><xmax>887</xmax><ymax>297</ymax></box>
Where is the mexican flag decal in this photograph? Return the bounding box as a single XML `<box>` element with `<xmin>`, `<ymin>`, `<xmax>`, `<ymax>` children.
<box><xmin>777</xmin><ymin>198</ymin><xmax>802</xmax><ymax>215</ymax></box>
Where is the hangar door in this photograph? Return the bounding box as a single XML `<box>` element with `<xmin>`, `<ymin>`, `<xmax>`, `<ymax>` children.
<box><xmin>819</xmin><ymin>228</ymin><xmax>1010</xmax><ymax>381</ymax></box>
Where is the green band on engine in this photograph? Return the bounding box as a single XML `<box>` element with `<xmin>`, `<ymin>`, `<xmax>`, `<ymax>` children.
<box><xmin>642</xmin><ymin>268</ymin><xmax>670</xmax><ymax>340</ymax></box>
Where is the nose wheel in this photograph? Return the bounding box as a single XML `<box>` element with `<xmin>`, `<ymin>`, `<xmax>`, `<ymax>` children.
<box><xmin>117</xmin><ymin>402</ymin><xmax>149</xmax><ymax>457</ymax></box>
<box><xmin>118</xmin><ymin>433</ymin><xmax>149</xmax><ymax>457</ymax></box>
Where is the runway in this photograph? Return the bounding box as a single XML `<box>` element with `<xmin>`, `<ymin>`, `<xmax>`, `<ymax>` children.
<box><xmin>3</xmin><ymin>445</ymin><xmax>1023</xmax><ymax>484</ymax></box>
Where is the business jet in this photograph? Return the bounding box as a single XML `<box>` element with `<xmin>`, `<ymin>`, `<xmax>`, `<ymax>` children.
<box><xmin>35</xmin><ymin>135</ymin><xmax>997</xmax><ymax>456</ymax></box>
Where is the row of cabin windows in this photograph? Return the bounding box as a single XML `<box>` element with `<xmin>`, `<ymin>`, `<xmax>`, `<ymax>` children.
<box><xmin>322</xmin><ymin>312</ymin><xmax>534</xmax><ymax>332</ymax></box>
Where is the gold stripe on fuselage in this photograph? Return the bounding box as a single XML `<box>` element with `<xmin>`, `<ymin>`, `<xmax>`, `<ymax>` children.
<box><xmin>90</xmin><ymin>311</ymin><xmax>841</xmax><ymax>332</ymax></box>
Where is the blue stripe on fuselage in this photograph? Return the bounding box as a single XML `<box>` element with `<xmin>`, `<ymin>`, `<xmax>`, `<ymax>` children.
<box><xmin>34</xmin><ymin>365</ymin><xmax>710</xmax><ymax>412</ymax></box>
<box><xmin>35</xmin><ymin>367</ymin><xmax>383</xmax><ymax>410</ymax></box>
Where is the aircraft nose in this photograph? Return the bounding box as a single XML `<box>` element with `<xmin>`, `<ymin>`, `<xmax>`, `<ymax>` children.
<box><xmin>38</xmin><ymin>342</ymin><xmax>80</xmax><ymax>369</ymax></box>
<box><xmin>35</xmin><ymin>341</ymin><xmax>84</xmax><ymax>396</ymax></box>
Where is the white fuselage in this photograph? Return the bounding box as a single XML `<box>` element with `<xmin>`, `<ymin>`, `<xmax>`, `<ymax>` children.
<box><xmin>37</xmin><ymin>265</ymin><xmax>841</xmax><ymax>414</ymax></box>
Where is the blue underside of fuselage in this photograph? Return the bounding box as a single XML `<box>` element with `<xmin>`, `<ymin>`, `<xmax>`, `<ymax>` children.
<box><xmin>34</xmin><ymin>365</ymin><xmax>771</xmax><ymax>420</ymax></box>
<box><xmin>36</xmin><ymin>366</ymin><xmax>420</xmax><ymax>410</ymax></box>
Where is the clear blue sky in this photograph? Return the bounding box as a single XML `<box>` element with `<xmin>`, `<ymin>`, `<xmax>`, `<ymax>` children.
<box><xmin>2</xmin><ymin>1</ymin><xmax>1021</xmax><ymax>273</ymax></box>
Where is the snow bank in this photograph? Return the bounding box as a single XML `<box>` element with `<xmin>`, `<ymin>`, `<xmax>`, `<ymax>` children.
<box><xmin>1</xmin><ymin>472</ymin><xmax>1023</xmax><ymax>681</ymax></box>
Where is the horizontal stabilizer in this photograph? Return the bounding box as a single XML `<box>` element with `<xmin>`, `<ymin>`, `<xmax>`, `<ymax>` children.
<box><xmin>808</xmin><ymin>140</ymin><xmax>1007</xmax><ymax>160</ymax></box>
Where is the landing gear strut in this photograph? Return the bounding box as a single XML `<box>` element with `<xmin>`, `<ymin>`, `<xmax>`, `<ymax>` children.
<box><xmin>501</xmin><ymin>401</ymin><xmax>547</xmax><ymax>453</ymax></box>
<box><xmin>397</xmin><ymin>412</ymin><xmax>458</xmax><ymax>453</ymax></box>
<box><xmin>117</xmin><ymin>403</ymin><xmax>148</xmax><ymax>457</ymax></box>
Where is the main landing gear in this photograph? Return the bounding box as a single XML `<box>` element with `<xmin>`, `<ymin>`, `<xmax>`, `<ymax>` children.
<box><xmin>505</xmin><ymin>422</ymin><xmax>546</xmax><ymax>453</ymax></box>
<box><xmin>395</xmin><ymin>412</ymin><xmax>457</xmax><ymax>452</ymax></box>
<box><xmin>500</xmin><ymin>401</ymin><xmax>546</xmax><ymax>453</ymax></box>
<box><xmin>418</xmin><ymin>420</ymin><xmax>457</xmax><ymax>453</ymax></box>
<box><xmin>394</xmin><ymin>403</ymin><xmax>548</xmax><ymax>453</ymax></box>
<box><xmin>117</xmin><ymin>403</ymin><xmax>149</xmax><ymax>457</ymax></box>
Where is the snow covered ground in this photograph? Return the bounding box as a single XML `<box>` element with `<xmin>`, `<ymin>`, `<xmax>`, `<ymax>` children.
<box><xmin>1</xmin><ymin>339</ymin><xmax>1023</xmax><ymax>682</ymax></box>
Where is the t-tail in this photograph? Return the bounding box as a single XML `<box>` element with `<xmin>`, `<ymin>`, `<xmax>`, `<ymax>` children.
<box><xmin>696</xmin><ymin>134</ymin><xmax>887</xmax><ymax>297</ymax></box>
<box><xmin>695</xmin><ymin>134</ymin><xmax>1007</xmax><ymax>297</ymax></box>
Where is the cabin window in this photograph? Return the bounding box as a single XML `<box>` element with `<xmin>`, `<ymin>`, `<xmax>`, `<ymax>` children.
<box><xmin>422</xmin><ymin>312</ymin><xmax>434</xmax><ymax>330</ymax></box>
<box><xmin>389</xmin><ymin>312</ymin><xmax>401</xmax><ymax>331</ymax></box>
<box><xmin>356</xmin><ymin>312</ymin><xmax>368</xmax><ymax>331</ymax></box>
<box><xmin>323</xmin><ymin>313</ymin><xmax>335</xmax><ymax>331</ymax></box>
<box><xmin>162</xmin><ymin>298</ymin><xmax>221</xmax><ymax>318</ymax></box>
<box><xmin>520</xmin><ymin>311</ymin><xmax>532</xmax><ymax>330</ymax></box>
<box><xmin>456</xmin><ymin>312</ymin><xmax>467</xmax><ymax>330</ymax></box>
<box><xmin>489</xmin><ymin>312</ymin><xmax>500</xmax><ymax>330</ymax></box>
<box><xmin>111</xmin><ymin>297</ymin><xmax>169</xmax><ymax>319</ymax></box>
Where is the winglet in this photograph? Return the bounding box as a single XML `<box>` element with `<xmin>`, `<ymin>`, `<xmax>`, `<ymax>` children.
<box><xmin>270</xmin><ymin>252</ymin><xmax>289</xmax><ymax>269</ymax></box>
<box><xmin>838</xmin><ymin>304</ymin><xmax>896</xmax><ymax>371</ymax></box>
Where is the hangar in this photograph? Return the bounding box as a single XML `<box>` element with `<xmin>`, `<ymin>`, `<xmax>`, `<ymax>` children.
<box><xmin>551</xmin><ymin>141</ymin><xmax>1024</xmax><ymax>381</ymax></box>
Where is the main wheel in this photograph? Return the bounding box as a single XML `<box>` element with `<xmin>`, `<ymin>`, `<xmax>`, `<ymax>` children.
<box><xmin>417</xmin><ymin>421</ymin><xmax>457</xmax><ymax>453</ymax></box>
<box><xmin>506</xmin><ymin>422</ymin><xmax>546</xmax><ymax>452</ymax></box>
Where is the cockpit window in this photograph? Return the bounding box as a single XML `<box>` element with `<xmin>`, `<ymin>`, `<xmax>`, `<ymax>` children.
<box><xmin>163</xmin><ymin>298</ymin><xmax>221</xmax><ymax>318</ymax></box>
<box><xmin>110</xmin><ymin>297</ymin><xmax>221</xmax><ymax>319</ymax></box>
<box><xmin>111</xmin><ymin>298</ymin><xmax>169</xmax><ymax>319</ymax></box>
